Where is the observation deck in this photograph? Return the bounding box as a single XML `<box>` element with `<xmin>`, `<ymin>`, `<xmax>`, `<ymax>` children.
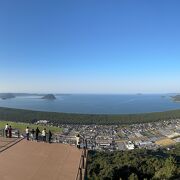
<box><xmin>0</xmin><ymin>138</ymin><xmax>86</xmax><ymax>180</ymax></box>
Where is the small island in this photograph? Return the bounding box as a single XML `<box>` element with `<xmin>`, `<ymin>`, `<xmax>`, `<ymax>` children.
<box><xmin>172</xmin><ymin>95</ymin><xmax>180</xmax><ymax>102</ymax></box>
<box><xmin>1</xmin><ymin>93</ymin><xmax>15</xmax><ymax>100</ymax></box>
<box><xmin>42</xmin><ymin>94</ymin><xmax>56</xmax><ymax>100</ymax></box>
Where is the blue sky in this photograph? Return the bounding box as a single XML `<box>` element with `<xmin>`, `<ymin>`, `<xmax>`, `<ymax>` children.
<box><xmin>0</xmin><ymin>0</ymin><xmax>180</xmax><ymax>93</ymax></box>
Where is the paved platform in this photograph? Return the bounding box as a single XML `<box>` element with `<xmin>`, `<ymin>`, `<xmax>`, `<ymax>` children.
<box><xmin>0</xmin><ymin>137</ymin><xmax>21</xmax><ymax>151</ymax></box>
<box><xmin>0</xmin><ymin>140</ymin><xmax>82</xmax><ymax>180</ymax></box>
<box><xmin>0</xmin><ymin>137</ymin><xmax>18</xmax><ymax>145</ymax></box>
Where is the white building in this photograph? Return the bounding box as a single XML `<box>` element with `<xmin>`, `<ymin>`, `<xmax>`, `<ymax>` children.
<box><xmin>126</xmin><ymin>141</ymin><xmax>135</xmax><ymax>150</ymax></box>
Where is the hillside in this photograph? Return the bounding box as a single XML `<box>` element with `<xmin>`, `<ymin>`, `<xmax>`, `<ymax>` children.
<box><xmin>172</xmin><ymin>95</ymin><xmax>180</xmax><ymax>102</ymax></box>
<box><xmin>0</xmin><ymin>93</ymin><xmax>15</xmax><ymax>100</ymax></box>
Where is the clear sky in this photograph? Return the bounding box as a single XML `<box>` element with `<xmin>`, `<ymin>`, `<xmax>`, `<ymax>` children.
<box><xmin>0</xmin><ymin>0</ymin><xmax>180</xmax><ymax>94</ymax></box>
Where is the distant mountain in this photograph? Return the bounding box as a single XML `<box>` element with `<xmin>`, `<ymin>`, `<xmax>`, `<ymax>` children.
<box><xmin>0</xmin><ymin>93</ymin><xmax>44</xmax><ymax>97</ymax></box>
<box><xmin>13</xmin><ymin>93</ymin><xmax>44</xmax><ymax>96</ymax></box>
<box><xmin>172</xmin><ymin>95</ymin><xmax>180</xmax><ymax>102</ymax></box>
<box><xmin>42</xmin><ymin>94</ymin><xmax>56</xmax><ymax>100</ymax></box>
<box><xmin>0</xmin><ymin>93</ymin><xmax>15</xmax><ymax>100</ymax></box>
<box><xmin>0</xmin><ymin>93</ymin><xmax>72</xmax><ymax>97</ymax></box>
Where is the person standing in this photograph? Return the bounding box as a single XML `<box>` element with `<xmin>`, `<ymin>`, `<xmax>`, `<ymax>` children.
<box><xmin>26</xmin><ymin>127</ymin><xmax>29</xmax><ymax>140</ymax></box>
<box><xmin>35</xmin><ymin>127</ymin><xmax>40</xmax><ymax>141</ymax></box>
<box><xmin>8</xmin><ymin>125</ymin><xmax>12</xmax><ymax>138</ymax></box>
<box><xmin>48</xmin><ymin>130</ymin><xmax>52</xmax><ymax>143</ymax></box>
<box><xmin>76</xmin><ymin>134</ymin><xmax>80</xmax><ymax>149</ymax></box>
<box><xmin>42</xmin><ymin>128</ymin><xmax>46</xmax><ymax>142</ymax></box>
<box><xmin>31</xmin><ymin>128</ymin><xmax>35</xmax><ymax>141</ymax></box>
<box><xmin>4</xmin><ymin>123</ymin><xmax>9</xmax><ymax>137</ymax></box>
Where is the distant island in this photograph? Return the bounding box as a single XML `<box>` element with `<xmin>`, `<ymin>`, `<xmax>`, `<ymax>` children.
<box><xmin>172</xmin><ymin>95</ymin><xmax>180</xmax><ymax>102</ymax></box>
<box><xmin>42</xmin><ymin>94</ymin><xmax>56</xmax><ymax>100</ymax></box>
<box><xmin>0</xmin><ymin>93</ymin><xmax>15</xmax><ymax>100</ymax></box>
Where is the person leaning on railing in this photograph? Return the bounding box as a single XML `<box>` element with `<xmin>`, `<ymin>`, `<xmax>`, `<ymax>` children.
<box><xmin>76</xmin><ymin>134</ymin><xmax>81</xmax><ymax>149</ymax></box>
<box><xmin>4</xmin><ymin>123</ymin><xmax>9</xmax><ymax>137</ymax></box>
<box><xmin>48</xmin><ymin>130</ymin><xmax>52</xmax><ymax>143</ymax></box>
<box><xmin>31</xmin><ymin>128</ymin><xmax>35</xmax><ymax>141</ymax></box>
<box><xmin>35</xmin><ymin>127</ymin><xmax>40</xmax><ymax>141</ymax></box>
<box><xmin>42</xmin><ymin>128</ymin><xmax>46</xmax><ymax>142</ymax></box>
<box><xmin>26</xmin><ymin>127</ymin><xmax>29</xmax><ymax>140</ymax></box>
<box><xmin>8</xmin><ymin>125</ymin><xmax>12</xmax><ymax>138</ymax></box>
<box><xmin>76</xmin><ymin>134</ymin><xmax>87</xmax><ymax>149</ymax></box>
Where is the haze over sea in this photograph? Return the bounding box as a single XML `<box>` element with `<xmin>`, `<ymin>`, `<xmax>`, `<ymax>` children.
<box><xmin>0</xmin><ymin>94</ymin><xmax>180</xmax><ymax>114</ymax></box>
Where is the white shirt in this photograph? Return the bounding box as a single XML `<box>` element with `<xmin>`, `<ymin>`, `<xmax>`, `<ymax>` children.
<box><xmin>76</xmin><ymin>136</ymin><xmax>80</xmax><ymax>145</ymax></box>
<box><xmin>26</xmin><ymin>128</ymin><xmax>29</xmax><ymax>134</ymax></box>
<box><xmin>42</xmin><ymin>130</ymin><xmax>46</xmax><ymax>136</ymax></box>
<box><xmin>5</xmin><ymin>125</ymin><xmax>8</xmax><ymax>130</ymax></box>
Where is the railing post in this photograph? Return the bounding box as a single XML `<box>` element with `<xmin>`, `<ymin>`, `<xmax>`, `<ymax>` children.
<box><xmin>84</xmin><ymin>148</ymin><xmax>87</xmax><ymax>158</ymax></box>
<box><xmin>82</xmin><ymin>155</ymin><xmax>85</xmax><ymax>169</ymax></box>
<box><xmin>79</xmin><ymin>167</ymin><xmax>82</xmax><ymax>180</ymax></box>
<box><xmin>85</xmin><ymin>139</ymin><xmax>87</xmax><ymax>149</ymax></box>
<box><xmin>76</xmin><ymin>140</ymin><xmax>88</xmax><ymax>180</ymax></box>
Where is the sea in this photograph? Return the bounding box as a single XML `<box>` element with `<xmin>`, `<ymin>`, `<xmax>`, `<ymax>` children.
<box><xmin>0</xmin><ymin>94</ymin><xmax>180</xmax><ymax>114</ymax></box>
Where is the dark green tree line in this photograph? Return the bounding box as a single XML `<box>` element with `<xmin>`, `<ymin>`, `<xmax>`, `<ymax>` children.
<box><xmin>87</xmin><ymin>146</ymin><xmax>180</xmax><ymax>180</ymax></box>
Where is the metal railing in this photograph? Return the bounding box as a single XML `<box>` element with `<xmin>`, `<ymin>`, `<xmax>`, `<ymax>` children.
<box><xmin>0</xmin><ymin>129</ymin><xmax>4</xmax><ymax>137</ymax></box>
<box><xmin>0</xmin><ymin>128</ymin><xmax>23</xmax><ymax>153</ymax></box>
<box><xmin>0</xmin><ymin>128</ymin><xmax>20</xmax><ymax>138</ymax></box>
<box><xmin>76</xmin><ymin>147</ymin><xmax>88</xmax><ymax>180</ymax></box>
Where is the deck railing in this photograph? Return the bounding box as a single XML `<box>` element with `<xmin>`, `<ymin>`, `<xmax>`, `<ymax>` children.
<box><xmin>76</xmin><ymin>146</ymin><xmax>88</xmax><ymax>180</ymax></box>
<box><xmin>1</xmin><ymin>128</ymin><xmax>88</xmax><ymax>179</ymax></box>
<box><xmin>0</xmin><ymin>128</ymin><xmax>20</xmax><ymax>138</ymax></box>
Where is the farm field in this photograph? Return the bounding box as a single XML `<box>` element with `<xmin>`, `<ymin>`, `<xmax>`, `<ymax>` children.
<box><xmin>155</xmin><ymin>138</ymin><xmax>176</xmax><ymax>146</ymax></box>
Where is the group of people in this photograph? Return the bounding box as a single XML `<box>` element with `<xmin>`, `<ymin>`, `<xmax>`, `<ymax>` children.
<box><xmin>4</xmin><ymin>123</ymin><xmax>12</xmax><ymax>138</ymax></box>
<box><xmin>25</xmin><ymin>127</ymin><xmax>52</xmax><ymax>143</ymax></box>
<box><xmin>4</xmin><ymin>123</ymin><xmax>82</xmax><ymax>148</ymax></box>
<box><xmin>4</xmin><ymin>124</ymin><xmax>53</xmax><ymax>143</ymax></box>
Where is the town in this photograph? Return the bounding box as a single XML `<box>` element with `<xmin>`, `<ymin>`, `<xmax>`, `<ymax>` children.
<box><xmin>50</xmin><ymin>119</ymin><xmax>180</xmax><ymax>151</ymax></box>
<box><xmin>1</xmin><ymin>118</ymin><xmax>179</xmax><ymax>152</ymax></box>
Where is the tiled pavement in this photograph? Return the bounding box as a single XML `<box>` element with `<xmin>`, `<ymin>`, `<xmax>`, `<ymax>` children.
<box><xmin>0</xmin><ymin>139</ymin><xmax>82</xmax><ymax>180</ymax></box>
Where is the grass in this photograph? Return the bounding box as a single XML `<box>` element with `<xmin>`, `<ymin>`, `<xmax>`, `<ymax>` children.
<box><xmin>0</xmin><ymin>121</ymin><xmax>62</xmax><ymax>134</ymax></box>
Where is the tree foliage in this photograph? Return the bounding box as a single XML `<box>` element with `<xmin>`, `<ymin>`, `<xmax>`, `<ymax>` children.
<box><xmin>87</xmin><ymin>146</ymin><xmax>180</xmax><ymax>180</ymax></box>
<box><xmin>1</xmin><ymin>107</ymin><xmax>180</xmax><ymax>125</ymax></box>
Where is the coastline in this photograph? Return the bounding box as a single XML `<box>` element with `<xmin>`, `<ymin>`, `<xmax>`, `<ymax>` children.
<box><xmin>1</xmin><ymin>106</ymin><xmax>180</xmax><ymax>125</ymax></box>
